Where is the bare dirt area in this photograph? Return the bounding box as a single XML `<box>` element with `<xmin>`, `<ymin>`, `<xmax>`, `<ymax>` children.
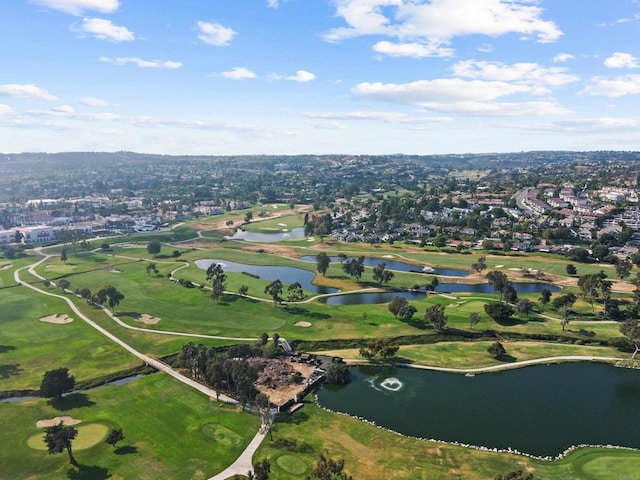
<box><xmin>39</xmin><ymin>314</ymin><xmax>74</xmax><ymax>324</ymax></box>
<box><xmin>0</xmin><ymin>263</ymin><xmax>12</xmax><ymax>270</ymax></box>
<box><xmin>254</xmin><ymin>358</ymin><xmax>317</xmax><ymax>406</ymax></box>
<box><xmin>135</xmin><ymin>314</ymin><xmax>160</xmax><ymax>325</ymax></box>
<box><xmin>36</xmin><ymin>416</ymin><xmax>81</xmax><ymax>428</ymax></box>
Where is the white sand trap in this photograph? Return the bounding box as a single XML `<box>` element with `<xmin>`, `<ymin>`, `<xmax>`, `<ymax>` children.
<box><xmin>40</xmin><ymin>314</ymin><xmax>74</xmax><ymax>324</ymax></box>
<box><xmin>294</xmin><ymin>321</ymin><xmax>312</xmax><ymax>327</ymax></box>
<box><xmin>108</xmin><ymin>268</ymin><xmax>121</xmax><ymax>273</ymax></box>
<box><xmin>278</xmin><ymin>223</ymin><xmax>287</xmax><ymax>227</ymax></box>
<box><xmin>495</xmin><ymin>264</ymin><xmax>504</xmax><ymax>268</ymax></box>
<box><xmin>508</xmin><ymin>268</ymin><xmax>521</xmax><ymax>271</ymax></box>
<box><xmin>0</xmin><ymin>263</ymin><xmax>12</xmax><ymax>270</ymax></box>
<box><xmin>282</xmin><ymin>229</ymin><xmax>289</xmax><ymax>232</ymax></box>
<box><xmin>136</xmin><ymin>314</ymin><xmax>160</xmax><ymax>325</ymax></box>
<box><xmin>307</xmin><ymin>237</ymin><xmax>315</xmax><ymax>242</ymax></box>
<box><xmin>37</xmin><ymin>416</ymin><xmax>81</xmax><ymax>428</ymax></box>
<box><xmin>382</xmin><ymin>255</ymin><xmax>394</xmax><ymax>258</ymax></box>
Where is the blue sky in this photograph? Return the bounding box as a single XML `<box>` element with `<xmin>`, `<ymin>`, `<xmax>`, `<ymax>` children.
<box><xmin>1</xmin><ymin>0</ymin><xmax>639</xmax><ymax>155</ymax></box>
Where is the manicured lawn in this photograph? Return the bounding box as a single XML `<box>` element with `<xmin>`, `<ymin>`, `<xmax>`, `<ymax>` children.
<box><xmin>0</xmin><ymin>373</ymin><xmax>259</xmax><ymax>479</ymax></box>
<box><xmin>313</xmin><ymin>341</ymin><xmax>626</xmax><ymax>369</ymax></box>
<box><xmin>256</xmin><ymin>401</ymin><xmax>640</xmax><ymax>479</ymax></box>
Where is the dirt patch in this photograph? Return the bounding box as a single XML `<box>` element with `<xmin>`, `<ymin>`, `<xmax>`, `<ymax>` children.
<box><xmin>255</xmin><ymin>359</ymin><xmax>316</xmax><ymax>406</ymax></box>
<box><xmin>294</xmin><ymin>321</ymin><xmax>312</xmax><ymax>327</ymax></box>
<box><xmin>39</xmin><ymin>314</ymin><xmax>74</xmax><ymax>324</ymax></box>
<box><xmin>36</xmin><ymin>416</ymin><xmax>81</xmax><ymax>428</ymax></box>
<box><xmin>0</xmin><ymin>263</ymin><xmax>12</xmax><ymax>270</ymax></box>
<box><xmin>135</xmin><ymin>314</ymin><xmax>160</xmax><ymax>325</ymax></box>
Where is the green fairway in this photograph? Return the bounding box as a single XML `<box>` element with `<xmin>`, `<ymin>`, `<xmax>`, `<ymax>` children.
<box><xmin>0</xmin><ymin>373</ymin><xmax>259</xmax><ymax>480</ymax></box>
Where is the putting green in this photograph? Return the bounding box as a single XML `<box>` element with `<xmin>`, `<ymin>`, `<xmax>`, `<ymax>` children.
<box><xmin>27</xmin><ymin>423</ymin><xmax>109</xmax><ymax>451</ymax></box>
<box><xmin>201</xmin><ymin>423</ymin><xmax>242</xmax><ymax>448</ymax></box>
<box><xmin>276</xmin><ymin>453</ymin><xmax>309</xmax><ymax>475</ymax></box>
<box><xmin>579</xmin><ymin>455</ymin><xmax>640</xmax><ymax>478</ymax></box>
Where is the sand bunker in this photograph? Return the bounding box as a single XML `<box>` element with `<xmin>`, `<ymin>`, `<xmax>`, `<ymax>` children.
<box><xmin>278</xmin><ymin>223</ymin><xmax>287</xmax><ymax>227</ymax></box>
<box><xmin>294</xmin><ymin>321</ymin><xmax>311</xmax><ymax>327</ymax></box>
<box><xmin>39</xmin><ymin>314</ymin><xmax>74</xmax><ymax>324</ymax></box>
<box><xmin>136</xmin><ymin>314</ymin><xmax>160</xmax><ymax>325</ymax></box>
<box><xmin>36</xmin><ymin>416</ymin><xmax>81</xmax><ymax>428</ymax></box>
<box><xmin>0</xmin><ymin>263</ymin><xmax>13</xmax><ymax>270</ymax></box>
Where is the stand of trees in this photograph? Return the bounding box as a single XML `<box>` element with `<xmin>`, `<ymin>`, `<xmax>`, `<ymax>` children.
<box><xmin>40</xmin><ymin>367</ymin><xmax>75</xmax><ymax>399</ymax></box>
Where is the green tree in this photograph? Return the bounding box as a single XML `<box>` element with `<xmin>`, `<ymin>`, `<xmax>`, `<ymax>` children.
<box><xmin>250</xmin><ymin>458</ymin><xmax>271</xmax><ymax>480</ymax></box>
<box><xmin>372</xmin><ymin>262</ymin><xmax>394</xmax><ymax>285</ymax></box>
<box><xmin>105</xmin><ymin>428</ymin><xmax>125</xmax><ymax>448</ymax></box>
<box><xmin>566</xmin><ymin>264</ymin><xmax>577</xmax><ymax>275</ymax></box>
<box><xmin>552</xmin><ymin>293</ymin><xmax>577</xmax><ymax>331</ymax></box>
<box><xmin>40</xmin><ymin>367</ymin><xmax>75</xmax><ymax>399</ymax></box>
<box><xmin>495</xmin><ymin>469</ymin><xmax>534</xmax><ymax>480</ymax></box>
<box><xmin>469</xmin><ymin>312</ymin><xmax>481</xmax><ymax>328</ymax></box>
<box><xmin>244</xmin><ymin>211</ymin><xmax>253</xmax><ymax>223</ymax></box>
<box><xmin>57</xmin><ymin>278</ymin><xmax>71</xmax><ymax>291</ymax></box>
<box><xmin>398</xmin><ymin>303</ymin><xmax>417</xmax><ymax>322</ymax></box>
<box><xmin>316</xmin><ymin>252</ymin><xmax>330</xmax><ymax>277</ymax></box>
<box><xmin>487</xmin><ymin>341</ymin><xmax>507</xmax><ymax>360</ymax></box>
<box><xmin>239</xmin><ymin>284</ymin><xmax>249</xmax><ymax>297</ymax></box>
<box><xmin>616</xmin><ymin>258</ymin><xmax>633</xmax><ymax>280</ymax></box>
<box><xmin>484</xmin><ymin>302</ymin><xmax>515</xmax><ymax>323</ymax></box>
<box><xmin>424</xmin><ymin>304</ymin><xmax>447</xmax><ymax>330</ymax></box>
<box><xmin>324</xmin><ymin>362</ymin><xmax>351</xmax><ymax>385</ymax></box>
<box><xmin>264</xmin><ymin>280</ymin><xmax>283</xmax><ymax>305</ymax></box>
<box><xmin>486</xmin><ymin>270</ymin><xmax>508</xmax><ymax>300</ymax></box>
<box><xmin>388</xmin><ymin>296</ymin><xmax>408</xmax><ymax>318</ymax></box>
<box><xmin>96</xmin><ymin>285</ymin><xmax>125</xmax><ymax>312</ymax></box>
<box><xmin>306</xmin><ymin>453</ymin><xmax>353</xmax><ymax>480</ymax></box>
<box><xmin>342</xmin><ymin>257</ymin><xmax>364</xmax><ymax>282</ymax></box>
<box><xmin>516</xmin><ymin>299</ymin><xmax>534</xmax><ymax>318</ymax></box>
<box><xmin>539</xmin><ymin>288</ymin><xmax>552</xmax><ymax>311</ymax></box>
<box><xmin>60</xmin><ymin>249</ymin><xmax>68</xmax><ymax>264</ymax></box>
<box><xmin>260</xmin><ymin>332</ymin><xmax>269</xmax><ymax>345</ymax></box>
<box><xmin>620</xmin><ymin>320</ymin><xmax>640</xmax><ymax>359</ymax></box>
<box><xmin>206</xmin><ymin>263</ymin><xmax>227</xmax><ymax>302</ymax></box>
<box><xmin>44</xmin><ymin>422</ymin><xmax>79</xmax><ymax>466</ymax></box>
<box><xmin>472</xmin><ymin>255</ymin><xmax>487</xmax><ymax>275</ymax></box>
<box><xmin>286</xmin><ymin>282</ymin><xmax>305</xmax><ymax>302</ymax></box>
<box><xmin>146</xmin><ymin>240</ymin><xmax>161</xmax><ymax>257</ymax></box>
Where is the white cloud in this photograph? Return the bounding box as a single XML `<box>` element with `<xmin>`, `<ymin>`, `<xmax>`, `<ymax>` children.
<box><xmin>272</xmin><ymin>70</ymin><xmax>316</xmax><ymax>82</ymax></box>
<box><xmin>373</xmin><ymin>41</ymin><xmax>453</xmax><ymax>58</ymax></box>
<box><xmin>220</xmin><ymin>67</ymin><xmax>256</xmax><ymax>79</ymax></box>
<box><xmin>80</xmin><ymin>96</ymin><xmax>108</xmax><ymax>106</ymax></box>
<box><xmin>0</xmin><ymin>83</ymin><xmax>57</xmax><ymax>100</ymax></box>
<box><xmin>302</xmin><ymin>110</ymin><xmax>451</xmax><ymax>123</ymax></box>
<box><xmin>197</xmin><ymin>21</ymin><xmax>236</xmax><ymax>46</ymax></box>
<box><xmin>267</xmin><ymin>0</ymin><xmax>279</xmax><ymax>7</ymax></box>
<box><xmin>31</xmin><ymin>0</ymin><xmax>119</xmax><ymax>15</ymax></box>
<box><xmin>78</xmin><ymin>17</ymin><xmax>135</xmax><ymax>42</ymax></box>
<box><xmin>604</xmin><ymin>52</ymin><xmax>640</xmax><ymax>69</ymax></box>
<box><xmin>553</xmin><ymin>53</ymin><xmax>574</xmax><ymax>63</ymax></box>
<box><xmin>352</xmin><ymin>79</ymin><xmax>569</xmax><ymax>115</ymax></box>
<box><xmin>52</xmin><ymin>104</ymin><xmax>75</xmax><ymax>113</ymax></box>
<box><xmin>452</xmin><ymin>60</ymin><xmax>579</xmax><ymax>86</ymax></box>
<box><xmin>579</xmin><ymin>75</ymin><xmax>640</xmax><ymax>97</ymax></box>
<box><xmin>554</xmin><ymin>117</ymin><xmax>639</xmax><ymax>129</ymax></box>
<box><xmin>324</xmin><ymin>0</ymin><xmax>562</xmax><ymax>57</ymax></box>
<box><xmin>0</xmin><ymin>104</ymin><xmax>15</xmax><ymax>115</ymax></box>
<box><xmin>99</xmin><ymin>57</ymin><xmax>182</xmax><ymax>69</ymax></box>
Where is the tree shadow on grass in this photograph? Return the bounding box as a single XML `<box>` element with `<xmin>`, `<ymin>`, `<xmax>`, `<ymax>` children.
<box><xmin>497</xmin><ymin>354</ymin><xmax>517</xmax><ymax>363</ymax></box>
<box><xmin>50</xmin><ymin>393</ymin><xmax>96</xmax><ymax>411</ymax></box>
<box><xmin>493</xmin><ymin>317</ymin><xmax>525</xmax><ymax>327</ymax></box>
<box><xmin>283</xmin><ymin>307</ymin><xmax>331</xmax><ymax>320</ymax></box>
<box><xmin>0</xmin><ymin>363</ymin><xmax>22</xmax><ymax>379</ymax></box>
<box><xmin>66</xmin><ymin>465</ymin><xmax>111</xmax><ymax>480</ymax></box>
<box><xmin>0</xmin><ymin>345</ymin><xmax>16</xmax><ymax>353</ymax></box>
<box><xmin>276</xmin><ymin>410</ymin><xmax>309</xmax><ymax>425</ymax></box>
<box><xmin>114</xmin><ymin>445</ymin><xmax>137</xmax><ymax>455</ymax></box>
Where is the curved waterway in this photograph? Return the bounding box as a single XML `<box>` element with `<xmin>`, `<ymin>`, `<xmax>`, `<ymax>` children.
<box><xmin>194</xmin><ymin>259</ymin><xmax>338</xmax><ymax>294</ymax></box>
<box><xmin>317</xmin><ymin>363</ymin><xmax>640</xmax><ymax>457</ymax></box>
<box><xmin>224</xmin><ymin>227</ymin><xmax>305</xmax><ymax>242</ymax></box>
<box><xmin>300</xmin><ymin>255</ymin><xmax>468</xmax><ymax>277</ymax></box>
<box><xmin>322</xmin><ymin>282</ymin><xmax>560</xmax><ymax>305</ymax></box>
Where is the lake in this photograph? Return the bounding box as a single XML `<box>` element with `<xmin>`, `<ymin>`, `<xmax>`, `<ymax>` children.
<box><xmin>322</xmin><ymin>283</ymin><xmax>561</xmax><ymax>305</ymax></box>
<box><xmin>194</xmin><ymin>258</ymin><xmax>338</xmax><ymax>294</ymax></box>
<box><xmin>317</xmin><ymin>363</ymin><xmax>640</xmax><ymax>457</ymax></box>
<box><xmin>224</xmin><ymin>227</ymin><xmax>305</xmax><ymax>242</ymax></box>
<box><xmin>300</xmin><ymin>255</ymin><xmax>468</xmax><ymax>277</ymax></box>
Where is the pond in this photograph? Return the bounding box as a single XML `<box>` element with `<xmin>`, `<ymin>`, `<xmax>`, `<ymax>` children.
<box><xmin>194</xmin><ymin>259</ymin><xmax>338</xmax><ymax>295</ymax></box>
<box><xmin>322</xmin><ymin>282</ymin><xmax>560</xmax><ymax>305</ymax></box>
<box><xmin>224</xmin><ymin>227</ymin><xmax>305</xmax><ymax>243</ymax></box>
<box><xmin>300</xmin><ymin>255</ymin><xmax>468</xmax><ymax>277</ymax></box>
<box><xmin>317</xmin><ymin>363</ymin><xmax>640</xmax><ymax>457</ymax></box>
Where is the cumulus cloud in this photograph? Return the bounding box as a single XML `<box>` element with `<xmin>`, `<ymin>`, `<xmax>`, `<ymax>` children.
<box><xmin>373</xmin><ymin>41</ymin><xmax>453</xmax><ymax>58</ymax></box>
<box><xmin>78</xmin><ymin>17</ymin><xmax>135</xmax><ymax>42</ymax></box>
<box><xmin>579</xmin><ymin>75</ymin><xmax>640</xmax><ymax>97</ymax></box>
<box><xmin>604</xmin><ymin>52</ymin><xmax>640</xmax><ymax>69</ymax></box>
<box><xmin>302</xmin><ymin>110</ymin><xmax>451</xmax><ymax>123</ymax></box>
<box><xmin>0</xmin><ymin>104</ymin><xmax>15</xmax><ymax>115</ymax></box>
<box><xmin>99</xmin><ymin>56</ymin><xmax>182</xmax><ymax>69</ymax></box>
<box><xmin>0</xmin><ymin>83</ymin><xmax>57</xmax><ymax>100</ymax></box>
<box><xmin>553</xmin><ymin>53</ymin><xmax>574</xmax><ymax>63</ymax></box>
<box><xmin>452</xmin><ymin>60</ymin><xmax>578</xmax><ymax>86</ymax></box>
<box><xmin>272</xmin><ymin>70</ymin><xmax>316</xmax><ymax>82</ymax></box>
<box><xmin>31</xmin><ymin>0</ymin><xmax>119</xmax><ymax>15</ymax></box>
<box><xmin>267</xmin><ymin>0</ymin><xmax>279</xmax><ymax>7</ymax></box>
<box><xmin>324</xmin><ymin>0</ymin><xmax>562</xmax><ymax>57</ymax></box>
<box><xmin>554</xmin><ymin>117</ymin><xmax>639</xmax><ymax>129</ymax></box>
<box><xmin>352</xmin><ymin>78</ymin><xmax>569</xmax><ymax>115</ymax></box>
<box><xmin>80</xmin><ymin>96</ymin><xmax>108</xmax><ymax>106</ymax></box>
<box><xmin>220</xmin><ymin>67</ymin><xmax>256</xmax><ymax>79</ymax></box>
<box><xmin>197</xmin><ymin>21</ymin><xmax>236</xmax><ymax>46</ymax></box>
